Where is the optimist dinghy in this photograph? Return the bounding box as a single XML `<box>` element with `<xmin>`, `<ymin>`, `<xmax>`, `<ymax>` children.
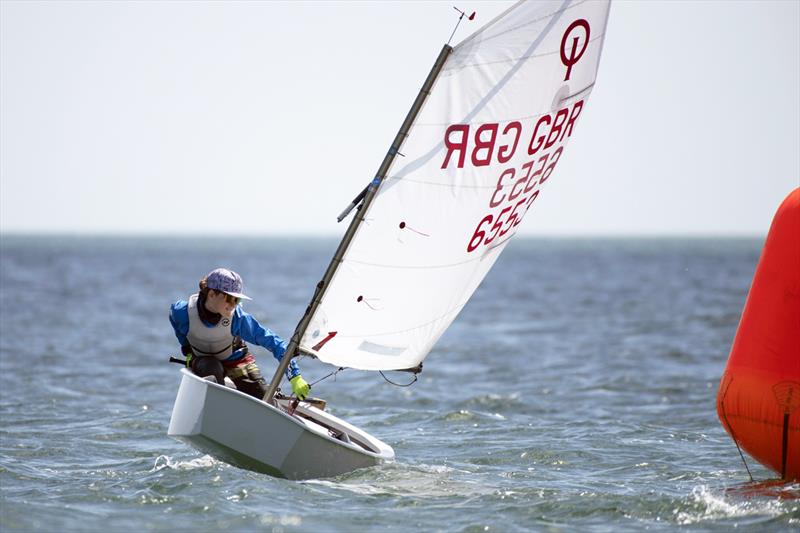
<box><xmin>168</xmin><ymin>369</ymin><xmax>393</xmax><ymax>479</ymax></box>
<box><xmin>169</xmin><ymin>0</ymin><xmax>610</xmax><ymax>479</ymax></box>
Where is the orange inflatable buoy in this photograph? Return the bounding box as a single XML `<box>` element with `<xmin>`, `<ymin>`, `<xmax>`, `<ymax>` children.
<box><xmin>717</xmin><ymin>188</ymin><xmax>800</xmax><ymax>481</ymax></box>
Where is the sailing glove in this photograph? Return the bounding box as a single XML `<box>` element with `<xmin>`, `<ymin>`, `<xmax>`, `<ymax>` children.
<box><xmin>290</xmin><ymin>375</ymin><xmax>310</xmax><ymax>400</ymax></box>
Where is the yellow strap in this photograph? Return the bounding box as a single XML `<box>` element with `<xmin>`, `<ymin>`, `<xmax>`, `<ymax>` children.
<box><xmin>225</xmin><ymin>366</ymin><xmax>249</xmax><ymax>380</ymax></box>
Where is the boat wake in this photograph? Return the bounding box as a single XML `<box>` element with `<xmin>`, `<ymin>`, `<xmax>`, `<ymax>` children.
<box><xmin>675</xmin><ymin>484</ymin><xmax>796</xmax><ymax>525</ymax></box>
<box><xmin>150</xmin><ymin>454</ymin><xmax>219</xmax><ymax>472</ymax></box>
<box><xmin>303</xmin><ymin>461</ymin><xmax>492</xmax><ymax>500</ymax></box>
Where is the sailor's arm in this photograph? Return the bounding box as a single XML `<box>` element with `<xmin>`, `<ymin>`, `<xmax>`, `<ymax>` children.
<box><xmin>233</xmin><ymin>309</ymin><xmax>302</xmax><ymax>380</ymax></box>
<box><xmin>169</xmin><ymin>301</ymin><xmax>191</xmax><ymax>354</ymax></box>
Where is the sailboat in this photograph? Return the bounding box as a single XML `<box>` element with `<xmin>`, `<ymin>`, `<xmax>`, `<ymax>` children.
<box><xmin>169</xmin><ymin>0</ymin><xmax>611</xmax><ymax>480</ymax></box>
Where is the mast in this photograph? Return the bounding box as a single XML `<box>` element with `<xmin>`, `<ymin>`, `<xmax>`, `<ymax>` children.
<box><xmin>264</xmin><ymin>43</ymin><xmax>453</xmax><ymax>403</ymax></box>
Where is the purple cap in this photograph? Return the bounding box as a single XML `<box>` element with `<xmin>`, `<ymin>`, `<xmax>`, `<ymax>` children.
<box><xmin>205</xmin><ymin>268</ymin><xmax>252</xmax><ymax>300</ymax></box>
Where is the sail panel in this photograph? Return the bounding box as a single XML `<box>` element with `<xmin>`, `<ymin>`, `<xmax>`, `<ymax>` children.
<box><xmin>301</xmin><ymin>0</ymin><xmax>610</xmax><ymax>370</ymax></box>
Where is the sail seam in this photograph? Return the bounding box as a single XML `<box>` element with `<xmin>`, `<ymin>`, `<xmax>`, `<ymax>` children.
<box><xmin>381</xmin><ymin>175</ymin><xmax>549</xmax><ymax>189</ymax></box>
<box><xmin>344</xmin><ymin>254</ymin><xmax>485</xmax><ymax>270</ymax></box>
<box><xmin>343</xmin><ymin>231</ymin><xmax>511</xmax><ymax>270</ymax></box>
<box><xmin>413</xmin><ymin>97</ymin><xmax>574</xmax><ymax>126</ymax></box>
<box><xmin>344</xmin><ymin>246</ymin><xmax>511</xmax><ymax>270</ymax></box>
<box><xmin>412</xmin><ymin>88</ymin><xmax>593</xmax><ymax>125</ymax></box>
<box><xmin>445</xmin><ymin>32</ymin><xmax>606</xmax><ymax>74</ymax></box>
<box><xmin>307</xmin><ymin>301</ymin><xmax>470</xmax><ymax>341</ymax></box>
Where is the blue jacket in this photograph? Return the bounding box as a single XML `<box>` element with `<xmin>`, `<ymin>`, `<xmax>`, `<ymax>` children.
<box><xmin>169</xmin><ymin>300</ymin><xmax>301</xmax><ymax>380</ymax></box>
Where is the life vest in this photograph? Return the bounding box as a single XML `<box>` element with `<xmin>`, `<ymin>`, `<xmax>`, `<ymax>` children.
<box><xmin>187</xmin><ymin>293</ymin><xmax>234</xmax><ymax>359</ymax></box>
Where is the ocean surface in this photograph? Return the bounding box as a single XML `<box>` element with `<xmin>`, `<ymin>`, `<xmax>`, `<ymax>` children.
<box><xmin>0</xmin><ymin>236</ymin><xmax>797</xmax><ymax>532</ymax></box>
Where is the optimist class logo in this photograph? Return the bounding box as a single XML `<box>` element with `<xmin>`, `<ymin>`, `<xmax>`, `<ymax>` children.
<box><xmin>560</xmin><ymin>19</ymin><xmax>590</xmax><ymax>81</ymax></box>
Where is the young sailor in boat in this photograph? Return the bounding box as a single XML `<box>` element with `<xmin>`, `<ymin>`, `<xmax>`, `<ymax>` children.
<box><xmin>169</xmin><ymin>268</ymin><xmax>310</xmax><ymax>401</ymax></box>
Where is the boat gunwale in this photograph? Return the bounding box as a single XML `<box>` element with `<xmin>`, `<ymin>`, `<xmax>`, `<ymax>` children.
<box><xmin>176</xmin><ymin>368</ymin><xmax>394</xmax><ymax>459</ymax></box>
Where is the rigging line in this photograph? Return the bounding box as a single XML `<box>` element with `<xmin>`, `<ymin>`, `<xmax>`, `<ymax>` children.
<box><xmin>380</xmin><ymin>370</ymin><xmax>418</xmax><ymax>387</ymax></box>
<box><xmin>447</xmin><ymin>7</ymin><xmax>475</xmax><ymax>47</ymax></box>
<box><xmin>309</xmin><ymin>367</ymin><xmax>346</xmax><ymax>387</ymax></box>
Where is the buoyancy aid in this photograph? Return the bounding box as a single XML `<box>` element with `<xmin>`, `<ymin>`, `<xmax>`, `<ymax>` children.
<box><xmin>187</xmin><ymin>293</ymin><xmax>234</xmax><ymax>359</ymax></box>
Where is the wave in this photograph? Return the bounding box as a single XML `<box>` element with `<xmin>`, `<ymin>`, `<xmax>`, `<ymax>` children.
<box><xmin>150</xmin><ymin>454</ymin><xmax>219</xmax><ymax>472</ymax></box>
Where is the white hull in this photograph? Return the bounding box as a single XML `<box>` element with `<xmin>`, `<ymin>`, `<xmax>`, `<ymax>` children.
<box><xmin>168</xmin><ymin>368</ymin><xmax>394</xmax><ymax>479</ymax></box>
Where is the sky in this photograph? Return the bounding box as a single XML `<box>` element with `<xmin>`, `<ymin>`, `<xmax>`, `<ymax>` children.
<box><xmin>1</xmin><ymin>0</ymin><xmax>798</xmax><ymax>237</ymax></box>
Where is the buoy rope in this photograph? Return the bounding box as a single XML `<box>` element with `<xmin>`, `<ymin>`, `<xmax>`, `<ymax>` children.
<box><xmin>719</xmin><ymin>377</ymin><xmax>754</xmax><ymax>482</ymax></box>
<box><xmin>725</xmin><ymin>409</ymin><xmax>754</xmax><ymax>483</ymax></box>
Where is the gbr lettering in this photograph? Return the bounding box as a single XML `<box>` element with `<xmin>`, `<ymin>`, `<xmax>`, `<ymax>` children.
<box><xmin>441</xmin><ymin>100</ymin><xmax>583</xmax><ymax>170</ymax></box>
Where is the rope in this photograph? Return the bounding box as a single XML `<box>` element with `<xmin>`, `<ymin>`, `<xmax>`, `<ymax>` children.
<box><xmin>299</xmin><ymin>355</ymin><xmax>417</xmax><ymax>389</ymax></box>
<box><xmin>379</xmin><ymin>370</ymin><xmax>418</xmax><ymax>387</ymax></box>
<box><xmin>310</xmin><ymin>367</ymin><xmax>346</xmax><ymax>387</ymax></box>
<box><xmin>725</xmin><ymin>410</ymin><xmax>754</xmax><ymax>483</ymax></box>
<box><xmin>719</xmin><ymin>377</ymin><xmax>753</xmax><ymax>482</ymax></box>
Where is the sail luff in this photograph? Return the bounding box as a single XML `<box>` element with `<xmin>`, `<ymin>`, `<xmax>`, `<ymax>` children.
<box><xmin>263</xmin><ymin>44</ymin><xmax>454</xmax><ymax>402</ymax></box>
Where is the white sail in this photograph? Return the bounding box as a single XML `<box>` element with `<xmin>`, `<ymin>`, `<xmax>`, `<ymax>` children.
<box><xmin>300</xmin><ymin>0</ymin><xmax>611</xmax><ymax>371</ymax></box>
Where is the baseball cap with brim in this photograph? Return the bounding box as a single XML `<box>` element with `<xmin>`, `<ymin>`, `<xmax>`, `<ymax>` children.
<box><xmin>206</xmin><ymin>268</ymin><xmax>252</xmax><ymax>301</ymax></box>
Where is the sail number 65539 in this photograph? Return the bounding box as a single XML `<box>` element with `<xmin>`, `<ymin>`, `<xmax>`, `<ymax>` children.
<box><xmin>466</xmin><ymin>146</ymin><xmax>563</xmax><ymax>253</ymax></box>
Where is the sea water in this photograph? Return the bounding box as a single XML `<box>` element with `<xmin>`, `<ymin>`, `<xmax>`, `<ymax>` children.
<box><xmin>0</xmin><ymin>236</ymin><xmax>797</xmax><ymax>532</ymax></box>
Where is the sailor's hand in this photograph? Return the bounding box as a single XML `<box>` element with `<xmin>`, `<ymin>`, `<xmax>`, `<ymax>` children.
<box><xmin>290</xmin><ymin>375</ymin><xmax>310</xmax><ymax>400</ymax></box>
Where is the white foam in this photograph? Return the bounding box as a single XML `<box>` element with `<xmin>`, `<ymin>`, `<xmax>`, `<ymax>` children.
<box><xmin>150</xmin><ymin>454</ymin><xmax>218</xmax><ymax>472</ymax></box>
<box><xmin>675</xmin><ymin>485</ymin><xmax>788</xmax><ymax>525</ymax></box>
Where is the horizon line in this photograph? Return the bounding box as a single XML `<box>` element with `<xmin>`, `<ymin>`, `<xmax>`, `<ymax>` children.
<box><xmin>0</xmin><ymin>231</ymin><xmax>766</xmax><ymax>240</ymax></box>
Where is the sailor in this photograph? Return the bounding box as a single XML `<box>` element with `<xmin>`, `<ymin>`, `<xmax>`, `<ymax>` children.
<box><xmin>169</xmin><ymin>268</ymin><xmax>310</xmax><ymax>400</ymax></box>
